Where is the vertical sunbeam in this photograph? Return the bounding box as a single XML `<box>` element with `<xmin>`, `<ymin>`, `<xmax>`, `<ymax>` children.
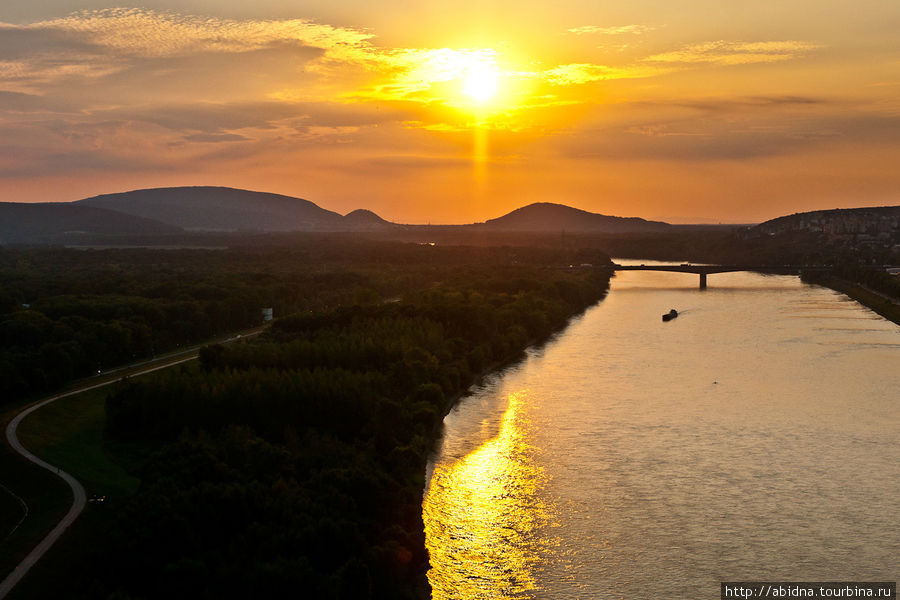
<box><xmin>473</xmin><ymin>124</ymin><xmax>488</xmax><ymax>193</ymax></box>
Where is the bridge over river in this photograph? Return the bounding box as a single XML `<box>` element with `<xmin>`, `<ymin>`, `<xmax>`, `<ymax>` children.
<box><xmin>608</xmin><ymin>263</ymin><xmax>833</xmax><ymax>289</ymax></box>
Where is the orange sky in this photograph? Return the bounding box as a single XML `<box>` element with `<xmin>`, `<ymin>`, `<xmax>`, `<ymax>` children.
<box><xmin>0</xmin><ymin>1</ymin><xmax>898</xmax><ymax>223</ymax></box>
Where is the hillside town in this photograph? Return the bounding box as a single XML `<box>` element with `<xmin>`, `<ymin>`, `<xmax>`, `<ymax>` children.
<box><xmin>753</xmin><ymin>207</ymin><xmax>899</xmax><ymax>243</ymax></box>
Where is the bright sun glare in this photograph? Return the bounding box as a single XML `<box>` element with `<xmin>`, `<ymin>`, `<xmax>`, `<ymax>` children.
<box><xmin>463</xmin><ymin>63</ymin><xmax>499</xmax><ymax>102</ymax></box>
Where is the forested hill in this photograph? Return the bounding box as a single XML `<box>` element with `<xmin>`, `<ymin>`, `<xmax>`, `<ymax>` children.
<box><xmin>0</xmin><ymin>202</ymin><xmax>181</xmax><ymax>243</ymax></box>
<box><xmin>480</xmin><ymin>202</ymin><xmax>672</xmax><ymax>233</ymax></box>
<box><xmin>77</xmin><ymin>186</ymin><xmax>350</xmax><ymax>232</ymax></box>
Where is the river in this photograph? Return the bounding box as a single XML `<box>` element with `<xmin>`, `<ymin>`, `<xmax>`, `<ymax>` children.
<box><xmin>423</xmin><ymin>261</ymin><xmax>900</xmax><ymax>599</ymax></box>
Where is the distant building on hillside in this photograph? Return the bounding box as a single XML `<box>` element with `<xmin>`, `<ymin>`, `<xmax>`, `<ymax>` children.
<box><xmin>744</xmin><ymin>207</ymin><xmax>900</xmax><ymax>258</ymax></box>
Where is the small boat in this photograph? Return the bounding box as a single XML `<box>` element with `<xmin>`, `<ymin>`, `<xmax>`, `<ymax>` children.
<box><xmin>662</xmin><ymin>309</ymin><xmax>678</xmax><ymax>322</ymax></box>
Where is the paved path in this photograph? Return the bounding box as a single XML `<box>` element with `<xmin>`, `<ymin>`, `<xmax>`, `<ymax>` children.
<box><xmin>0</xmin><ymin>328</ymin><xmax>262</xmax><ymax>599</ymax></box>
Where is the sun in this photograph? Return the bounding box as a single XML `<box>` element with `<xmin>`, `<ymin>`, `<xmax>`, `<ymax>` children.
<box><xmin>463</xmin><ymin>62</ymin><xmax>499</xmax><ymax>103</ymax></box>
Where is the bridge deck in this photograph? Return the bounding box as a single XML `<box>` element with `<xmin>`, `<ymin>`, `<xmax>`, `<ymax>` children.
<box><xmin>609</xmin><ymin>264</ymin><xmax>832</xmax><ymax>275</ymax></box>
<box><xmin>605</xmin><ymin>263</ymin><xmax>834</xmax><ymax>289</ymax></box>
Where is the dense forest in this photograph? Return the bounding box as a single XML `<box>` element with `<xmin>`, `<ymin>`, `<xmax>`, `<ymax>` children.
<box><xmin>0</xmin><ymin>240</ymin><xmax>608</xmax><ymax>405</ymax></box>
<box><xmin>4</xmin><ymin>240</ymin><xmax>611</xmax><ymax>599</ymax></box>
<box><xmin>0</xmin><ymin>246</ymin><xmax>365</xmax><ymax>402</ymax></box>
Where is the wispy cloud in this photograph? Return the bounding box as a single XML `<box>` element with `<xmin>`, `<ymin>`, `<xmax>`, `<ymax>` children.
<box><xmin>568</xmin><ymin>24</ymin><xmax>656</xmax><ymax>36</ymax></box>
<box><xmin>645</xmin><ymin>40</ymin><xmax>820</xmax><ymax>65</ymax></box>
<box><xmin>0</xmin><ymin>9</ymin><xmax>376</xmax><ymax>93</ymax></box>
<box><xmin>558</xmin><ymin>95</ymin><xmax>899</xmax><ymax>163</ymax></box>
<box><xmin>183</xmin><ymin>132</ymin><xmax>252</xmax><ymax>143</ymax></box>
<box><xmin>38</xmin><ymin>9</ymin><xmax>375</xmax><ymax>59</ymax></box>
<box><xmin>541</xmin><ymin>62</ymin><xmax>664</xmax><ymax>85</ymax></box>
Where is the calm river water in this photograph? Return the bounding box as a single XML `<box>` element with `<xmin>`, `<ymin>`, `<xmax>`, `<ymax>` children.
<box><xmin>423</xmin><ymin>261</ymin><xmax>899</xmax><ymax>599</ymax></box>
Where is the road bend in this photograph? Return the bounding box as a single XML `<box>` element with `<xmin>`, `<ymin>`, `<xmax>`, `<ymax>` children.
<box><xmin>0</xmin><ymin>328</ymin><xmax>262</xmax><ymax>599</ymax></box>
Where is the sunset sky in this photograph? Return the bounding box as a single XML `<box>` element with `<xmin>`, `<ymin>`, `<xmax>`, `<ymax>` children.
<box><xmin>1</xmin><ymin>1</ymin><xmax>897</xmax><ymax>223</ymax></box>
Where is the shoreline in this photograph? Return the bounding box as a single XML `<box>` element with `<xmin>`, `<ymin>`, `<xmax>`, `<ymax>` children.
<box><xmin>432</xmin><ymin>289</ymin><xmax>607</xmax><ymax>435</ymax></box>
<box><xmin>807</xmin><ymin>275</ymin><xmax>900</xmax><ymax>326</ymax></box>
<box><xmin>419</xmin><ymin>285</ymin><xmax>610</xmax><ymax>595</ymax></box>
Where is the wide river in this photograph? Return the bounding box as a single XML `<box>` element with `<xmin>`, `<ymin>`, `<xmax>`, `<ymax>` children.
<box><xmin>423</xmin><ymin>261</ymin><xmax>899</xmax><ymax>599</ymax></box>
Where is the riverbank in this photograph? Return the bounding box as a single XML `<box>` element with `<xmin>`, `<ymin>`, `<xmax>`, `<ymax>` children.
<box><xmin>803</xmin><ymin>274</ymin><xmax>900</xmax><ymax>326</ymax></box>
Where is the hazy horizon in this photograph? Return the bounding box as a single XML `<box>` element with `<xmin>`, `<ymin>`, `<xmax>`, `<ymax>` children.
<box><xmin>1</xmin><ymin>1</ymin><xmax>897</xmax><ymax>224</ymax></box>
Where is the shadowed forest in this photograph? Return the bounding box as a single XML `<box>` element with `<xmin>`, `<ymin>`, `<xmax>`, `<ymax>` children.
<box><xmin>0</xmin><ymin>239</ymin><xmax>607</xmax><ymax>403</ymax></box>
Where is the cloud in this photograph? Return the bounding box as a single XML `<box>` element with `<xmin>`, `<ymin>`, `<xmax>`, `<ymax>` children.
<box><xmin>100</xmin><ymin>102</ymin><xmax>296</xmax><ymax>133</ymax></box>
<box><xmin>0</xmin><ymin>8</ymin><xmax>869</xmax><ymax>192</ymax></box>
<box><xmin>100</xmin><ymin>100</ymin><xmax>410</xmax><ymax>134</ymax></box>
<box><xmin>568</xmin><ymin>25</ymin><xmax>656</xmax><ymax>36</ymax></box>
<box><xmin>559</xmin><ymin>99</ymin><xmax>900</xmax><ymax>162</ymax></box>
<box><xmin>183</xmin><ymin>133</ymin><xmax>251</xmax><ymax>143</ymax></box>
<box><xmin>0</xmin><ymin>25</ymin><xmax>103</xmax><ymax>59</ymax></box>
<box><xmin>0</xmin><ymin>9</ymin><xmax>376</xmax><ymax>94</ymax></box>
<box><xmin>37</xmin><ymin>9</ymin><xmax>375</xmax><ymax>59</ymax></box>
<box><xmin>0</xmin><ymin>10</ymin><xmax>516</xmax><ymax>115</ymax></box>
<box><xmin>84</xmin><ymin>42</ymin><xmax>324</xmax><ymax>100</ymax></box>
<box><xmin>0</xmin><ymin>129</ymin><xmax>177</xmax><ymax>177</ymax></box>
<box><xmin>628</xmin><ymin>95</ymin><xmax>827</xmax><ymax>114</ymax></box>
<box><xmin>0</xmin><ymin>90</ymin><xmax>54</xmax><ymax>112</ymax></box>
<box><xmin>541</xmin><ymin>63</ymin><xmax>663</xmax><ymax>85</ymax></box>
<box><xmin>644</xmin><ymin>40</ymin><xmax>820</xmax><ymax>66</ymax></box>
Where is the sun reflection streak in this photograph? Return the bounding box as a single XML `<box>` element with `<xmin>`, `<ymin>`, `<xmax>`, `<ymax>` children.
<box><xmin>423</xmin><ymin>392</ymin><xmax>549</xmax><ymax>599</ymax></box>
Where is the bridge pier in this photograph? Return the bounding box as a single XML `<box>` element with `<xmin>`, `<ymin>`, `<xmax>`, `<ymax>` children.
<box><xmin>699</xmin><ymin>273</ymin><xmax>707</xmax><ymax>290</ymax></box>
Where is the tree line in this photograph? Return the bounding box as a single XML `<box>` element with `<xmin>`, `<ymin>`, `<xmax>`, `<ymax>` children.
<box><xmin>1</xmin><ymin>240</ymin><xmax>599</xmax><ymax>405</ymax></box>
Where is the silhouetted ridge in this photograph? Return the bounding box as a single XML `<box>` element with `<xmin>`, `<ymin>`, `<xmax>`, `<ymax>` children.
<box><xmin>78</xmin><ymin>186</ymin><xmax>345</xmax><ymax>232</ymax></box>
<box><xmin>482</xmin><ymin>202</ymin><xmax>671</xmax><ymax>232</ymax></box>
<box><xmin>343</xmin><ymin>209</ymin><xmax>393</xmax><ymax>227</ymax></box>
<box><xmin>0</xmin><ymin>202</ymin><xmax>181</xmax><ymax>243</ymax></box>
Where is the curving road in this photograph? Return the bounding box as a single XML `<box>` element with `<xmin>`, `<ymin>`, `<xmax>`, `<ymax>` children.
<box><xmin>0</xmin><ymin>329</ymin><xmax>261</xmax><ymax>599</ymax></box>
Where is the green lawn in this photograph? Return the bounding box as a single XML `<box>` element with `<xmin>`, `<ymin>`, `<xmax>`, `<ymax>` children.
<box><xmin>0</xmin><ymin>379</ymin><xmax>155</xmax><ymax>583</ymax></box>
<box><xmin>17</xmin><ymin>388</ymin><xmax>146</xmax><ymax>501</ymax></box>
<box><xmin>0</xmin><ymin>423</ymin><xmax>70</xmax><ymax>580</ymax></box>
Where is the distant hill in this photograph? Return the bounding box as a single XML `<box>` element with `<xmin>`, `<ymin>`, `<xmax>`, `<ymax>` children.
<box><xmin>0</xmin><ymin>202</ymin><xmax>181</xmax><ymax>243</ymax></box>
<box><xmin>77</xmin><ymin>186</ymin><xmax>351</xmax><ymax>232</ymax></box>
<box><xmin>480</xmin><ymin>202</ymin><xmax>672</xmax><ymax>233</ymax></box>
<box><xmin>342</xmin><ymin>208</ymin><xmax>395</xmax><ymax>230</ymax></box>
<box><xmin>753</xmin><ymin>206</ymin><xmax>900</xmax><ymax>237</ymax></box>
<box><xmin>2</xmin><ymin>188</ymin><xmax>683</xmax><ymax>244</ymax></box>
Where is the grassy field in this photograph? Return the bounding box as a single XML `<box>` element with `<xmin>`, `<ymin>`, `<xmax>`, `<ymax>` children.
<box><xmin>16</xmin><ymin>387</ymin><xmax>143</xmax><ymax>500</ymax></box>
<box><xmin>1</xmin><ymin>383</ymin><xmax>158</xmax><ymax>599</ymax></box>
<box><xmin>0</xmin><ymin>409</ymin><xmax>70</xmax><ymax>581</ymax></box>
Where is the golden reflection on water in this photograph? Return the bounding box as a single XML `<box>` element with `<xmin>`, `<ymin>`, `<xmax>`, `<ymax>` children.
<box><xmin>423</xmin><ymin>392</ymin><xmax>549</xmax><ymax>599</ymax></box>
